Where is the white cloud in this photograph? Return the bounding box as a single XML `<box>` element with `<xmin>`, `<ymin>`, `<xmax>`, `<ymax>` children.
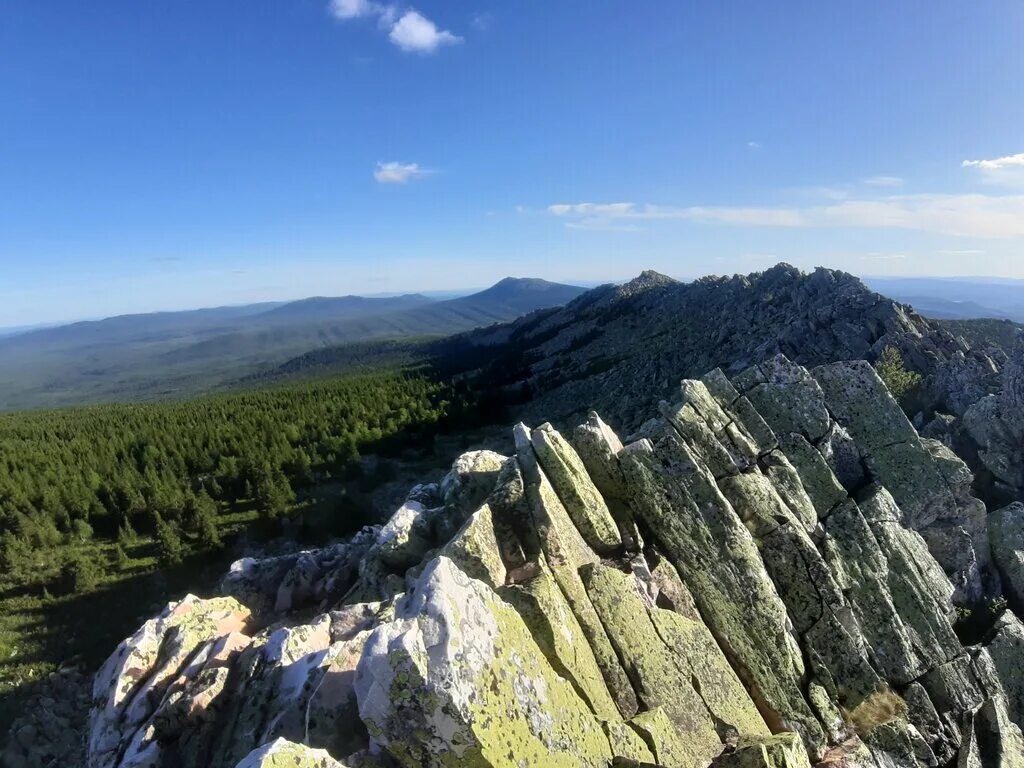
<box><xmin>374</xmin><ymin>161</ymin><xmax>428</xmax><ymax>183</ymax></box>
<box><xmin>963</xmin><ymin>153</ymin><xmax>1024</xmax><ymax>187</ymax></box>
<box><xmin>747</xmin><ymin>141</ymin><xmax>761</xmax><ymax>150</ymax></box>
<box><xmin>548</xmin><ymin>202</ymin><xmax>636</xmax><ymax>217</ymax></box>
<box><xmin>863</xmin><ymin>175</ymin><xmax>904</xmax><ymax>187</ymax></box>
<box><xmin>546</xmin><ymin>194</ymin><xmax>1024</xmax><ymax>238</ymax></box>
<box><xmin>962</xmin><ymin>153</ymin><xmax>1024</xmax><ymax>171</ymax></box>
<box><xmin>936</xmin><ymin>249</ymin><xmax>986</xmax><ymax>256</ymax></box>
<box><xmin>329</xmin><ymin>2</ymin><xmax>459</xmax><ymax>54</ymax></box>
<box><xmin>388</xmin><ymin>10</ymin><xmax>461</xmax><ymax>53</ymax></box>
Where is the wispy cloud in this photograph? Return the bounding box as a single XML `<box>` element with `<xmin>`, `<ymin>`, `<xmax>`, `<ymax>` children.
<box><xmin>374</xmin><ymin>161</ymin><xmax>429</xmax><ymax>183</ymax></box>
<box><xmin>547</xmin><ymin>194</ymin><xmax>1024</xmax><ymax>238</ymax></box>
<box><xmin>863</xmin><ymin>175</ymin><xmax>904</xmax><ymax>187</ymax></box>
<box><xmin>962</xmin><ymin>153</ymin><xmax>1024</xmax><ymax>171</ymax></box>
<box><xmin>747</xmin><ymin>141</ymin><xmax>761</xmax><ymax>150</ymax></box>
<box><xmin>963</xmin><ymin>152</ymin><xmax>1024</xmax><ymax>187</ymax></box>
<box><xmin>328</xmin><ymin>2</ymin><xmax>460</xmax><ymax>54</ymax></box>
<box><xmin>936</xmin><ymin>249</ymin><xmax>986</xmax><ymax>256</ymax></box>
<box><xmin>548</xmin><ymin>203</ymin><xmax>636</xmax><ymax>217</ymax></box>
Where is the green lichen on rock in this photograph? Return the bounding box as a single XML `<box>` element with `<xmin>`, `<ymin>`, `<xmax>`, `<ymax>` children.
<box><xmin>514</xmin><ymin>422</ymin><xmax>639</xmax><ymax>718</ymax></box>
<box><xmin>629</xmin><ymin>706</ymin><xmax>709</xmax><ymax>768</ymax></box>
<box><xmin>441</xmin><ymin>503</ymin><xmax>507</xmax><ymax>588</ymax></box>
<box><xmin>648</xmin><ymin>606</ymin><xmax>769</xmax><ymax>738</ymax></box>
<box><xmin>775</xmin><ymin>433</ymin><xmax>847</xmax><ymax>518</ymax></box>
<box><xmin>759</xmin><ymin>451</ymin><xmax>817</xmax><ymax>532</ymax></box>
<box><xmin>602</xmin><ymin>719</ymin><xmax>656</xmax><ymax>764</ymax></box>
<box><xmin>619</xmin><ymin>435</ymin><xmax>825</xmax><ymax>755</ymax></box>
<box><xmin>579</xmin><ymin>562</ymin><xmax>724</xmax><ymax>765</ymax></box>
<box><xmin>355</xmin><ymin>556</ymin><xmax>613</xmax><ymax>768</ymax></box>
<box><xmin>530</xmin><ymin>422</ymin><xmax>622</xmax><ymax>553</ymax></box>
<box><xmin>991</xmin><ymin>504</ymin><xmax>1024</xmax><ymax>611</ymax></box>
<box><xmin>711</xmin><ymin>733</ymin><xmax>812</xmax><ymax>768</ymax></box>
<box><xmin>234</xmin><ymin>738</ymin><xmax>350</xmax><ymax>768</ymax></box>
<box><xmin>499</xmin><ymin>559</ymin><xmax>620</xmax><ymax>721</ymax></box>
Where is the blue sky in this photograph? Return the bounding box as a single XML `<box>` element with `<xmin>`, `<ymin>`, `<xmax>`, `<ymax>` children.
<box><xmin>2</xmin><ymin>1</ymin><xmax>1023</xmax><ymax>326</ymax></box>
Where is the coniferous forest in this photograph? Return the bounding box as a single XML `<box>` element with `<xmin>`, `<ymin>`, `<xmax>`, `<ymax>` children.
<box><xmin>0</xmin><ymin>370</ymin><xmax>459</xmax><ymax>717</ymax></box>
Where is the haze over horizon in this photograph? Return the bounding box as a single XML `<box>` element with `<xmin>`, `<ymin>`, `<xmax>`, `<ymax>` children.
<box><xmin>3</xmin><ymin>1</ymin><xmax>1023</xmax><ymax>326</ymax></box>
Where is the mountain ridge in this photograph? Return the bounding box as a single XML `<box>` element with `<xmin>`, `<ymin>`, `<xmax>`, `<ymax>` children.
<box><xmin>0</xmin><ymin>277</ymin><xmax>586</xmax><ymax>411</ymax></box>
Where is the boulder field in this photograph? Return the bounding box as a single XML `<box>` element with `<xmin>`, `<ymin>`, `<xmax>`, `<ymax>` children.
<box><xmin>82</xmin><ymin>355</ymin><xmax>1024</xmax><ymax>768</ymax></box>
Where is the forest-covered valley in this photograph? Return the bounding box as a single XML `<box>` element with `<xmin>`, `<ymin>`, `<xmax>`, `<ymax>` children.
<box><xmin>0</xmin><ymin>368</ymin><xmax>498</xmax><ymax>728</ymax></box>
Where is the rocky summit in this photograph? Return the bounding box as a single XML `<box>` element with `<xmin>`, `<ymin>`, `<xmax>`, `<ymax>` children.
<box><xmin>69</xmin><ymin>354</ymin><xmax>1024</xmax><ymax>768</ymax></box>
<box><xmin>445</xmin><ymin>264</ymin><xmax>1024</xmax><ymax>508</ymax></box>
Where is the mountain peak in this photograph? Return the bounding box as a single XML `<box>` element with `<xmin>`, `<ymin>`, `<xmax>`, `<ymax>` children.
<box><xmin>612</xmin><ymin>269</ymin><xmax>678</xmax><ymax>299</ymax></box>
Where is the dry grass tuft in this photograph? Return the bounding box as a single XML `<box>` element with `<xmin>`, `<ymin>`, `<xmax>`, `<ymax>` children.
<box><xmin>842</xmin><ymin>686</ymin><xmax>909</xmax><ymax>736</ymax></box>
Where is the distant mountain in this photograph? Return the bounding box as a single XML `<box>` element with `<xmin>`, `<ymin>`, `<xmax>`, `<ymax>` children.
<box><xmin>863</xmin><ymin>276</ymin><xmax>1024</xmax><ymax>322</ymax></box>
<box><xmin>257</xmin><ymin>294</ymin><xmax>433</xmax><ymax>324</ymax></box>
<box><xmin>0</xmin><ymin>278</ymin><xmax>586</xmax><ymax>411</ymax></box>
<box><xmin>0</xmin><ymin>302</ymin><xmax>286</xmax><ymax>352</ymax></box>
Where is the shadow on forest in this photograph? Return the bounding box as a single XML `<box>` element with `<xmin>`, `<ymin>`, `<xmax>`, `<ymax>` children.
<box><xmin>0</xmin><ymin>400</ymin><xmax>514</xmax><ymax>744</ymax></box>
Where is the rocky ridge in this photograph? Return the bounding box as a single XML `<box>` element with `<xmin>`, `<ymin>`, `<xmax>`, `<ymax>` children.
<box><xmin>69</xmin><ymin>353</ymin><xmax>1024</xmax><ymax>768</ymax></box>
<box><xmin>451</xmin><ymin>264</ymin><xmax>1021</xmax><ymax>506</ymax></box>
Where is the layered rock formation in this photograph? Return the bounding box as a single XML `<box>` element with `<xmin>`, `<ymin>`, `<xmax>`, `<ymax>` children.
<box><xmin>86</xmin><ymin>355</ymin><xmax>1024</xmax><ymax>768</ymax></box>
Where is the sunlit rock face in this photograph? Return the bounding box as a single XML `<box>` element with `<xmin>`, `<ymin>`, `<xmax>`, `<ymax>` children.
<box><xmin>85</xmin><ymin>355</ymin><xmax>1024</xmax><ymax>768</ymax></box>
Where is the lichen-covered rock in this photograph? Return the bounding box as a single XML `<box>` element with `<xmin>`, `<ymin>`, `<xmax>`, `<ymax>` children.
<box><xmin>711</xmin><ymin>733</ymin><xmax>812</xmax><ymax>768</ymax></box>
<box><xmin>986</xmin><ymin>611</ymin><xmax>1024</xmax><ymax>730</ymax></box>
<box><xmin>439</xmin><ymin>450</ymin><xmax>507</xmax><ymax>517</ymax></box>
<box><xmin>223</xmin><ymin>530</ymin><xmax>376</xmax><ymax>615</ymax></box>
<box><xmin>813</xmin><ymin>360</ymin><xmax>986</xmax><ymax>602</ymax></box>
<box><xmin>629</xmin><ymin>706</ymin><xmax>701</xmax><ymax>768</ymax></box>
<box><xmin>602</xmin><ymin>720</ymin><xmax>656</xmax><ymax>764</ymax></box>
<box><xmin>821</xmin><ymin>499</ymin><xmax>960</xmax><ymax>686</ymax></box>
<box><xmin>210</xmin><ymin>615</ymin><xmax>335</xmax><ymax>767</ymax></box>
<box><xmin>354</xmin><ymin>556</ymin><xmax>612</xmax><ymax>768</ymax></box>
<box><xmin>776</xmin><ymin>432</ymin><xmax>848</xmax><ymax>518</ymax></box>
<box><xmin>89</xmin><ymin>595</ymin><xmax>251</xmax><ymax>768</ymax></box>
<box><xmin>515</xmin><ymin>422</ymin><xmax>639</xmax><ymax>718</ymax></box>
<box><xmin>530</xmin><ymin>421</ymin><xmax>622</xmax><ymax>552</ymax></box>
<box><xmin>991</xmin><ymin>504</ymin><xmax>1024</xmax><ymax>610</ymax></box>
<box><xmin>234</xmin><ymin>738</ymin><xmax>349</xmax><ymax>768</ymax></box>
<box><xmin>619</xmin><ymin>434</ymin><xmax>825</xmax><ymax>755</ymax></box>
<box><xmin>648</xmin><ymin>605</ymin><xmax>770</xmax><ymax>739</ymax></box>
<box><xmin>579</xmin><ymin>562</ymin><xmax>729</xmax><ymax>763</ymax></box>
<box><xmin>742</xmin><ymin>356</ymin><xmax>832</xmax><ymax>444</ymax></box>
<box><xmin>441</xmin><ymin>503</ymin><xmax>507</xmax><ymax>588</ymax></box>
<box><xmin>499</xmin><ymin>559</ymin><xmax>620</xmax><ymax>721</ymax></box>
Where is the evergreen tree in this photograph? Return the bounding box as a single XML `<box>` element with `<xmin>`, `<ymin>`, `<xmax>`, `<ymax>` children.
<box><xmin>153</xmin><ymin>512</ymin><xmax>184</xmax><ymax>566</ymax></box>
<box><xmin>875</xmin><ymin>346</ymin><xmax>922</xmax><ymax>408</ymax></box>
<box><xmin>61</xmin><ymin>552</ymin><xmax>100</xmax><ymax>593</ymax></box>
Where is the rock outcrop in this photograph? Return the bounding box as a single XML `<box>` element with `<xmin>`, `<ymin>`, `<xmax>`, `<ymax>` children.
<box><xmin>86</xmin><ymin>355</ymin><xmax>1024</xmax><ymax>768</ymax></box>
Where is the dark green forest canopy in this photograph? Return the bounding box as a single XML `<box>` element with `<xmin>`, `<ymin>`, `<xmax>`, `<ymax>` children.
<box><xmin>0</xmin><ymin>371</ymin><xmax>450</xmax><ymax>582</ymax></box>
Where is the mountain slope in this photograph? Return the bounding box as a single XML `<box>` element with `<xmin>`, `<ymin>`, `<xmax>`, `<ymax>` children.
<box><xmin>0</xmin><ymin>278</ymin><xmax>586</xmax><ymax>410</ymax></box>
<box><xmin>433</xmin><ymin>265</ymin><xmax>995</xmax><ymax>433</ymax></box>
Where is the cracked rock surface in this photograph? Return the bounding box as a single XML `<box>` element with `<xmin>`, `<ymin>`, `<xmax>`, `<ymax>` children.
<box><xmin>76</xmin><ymin>355</ymin><xmax>1024</xmax><ymax>768</ymax></box>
